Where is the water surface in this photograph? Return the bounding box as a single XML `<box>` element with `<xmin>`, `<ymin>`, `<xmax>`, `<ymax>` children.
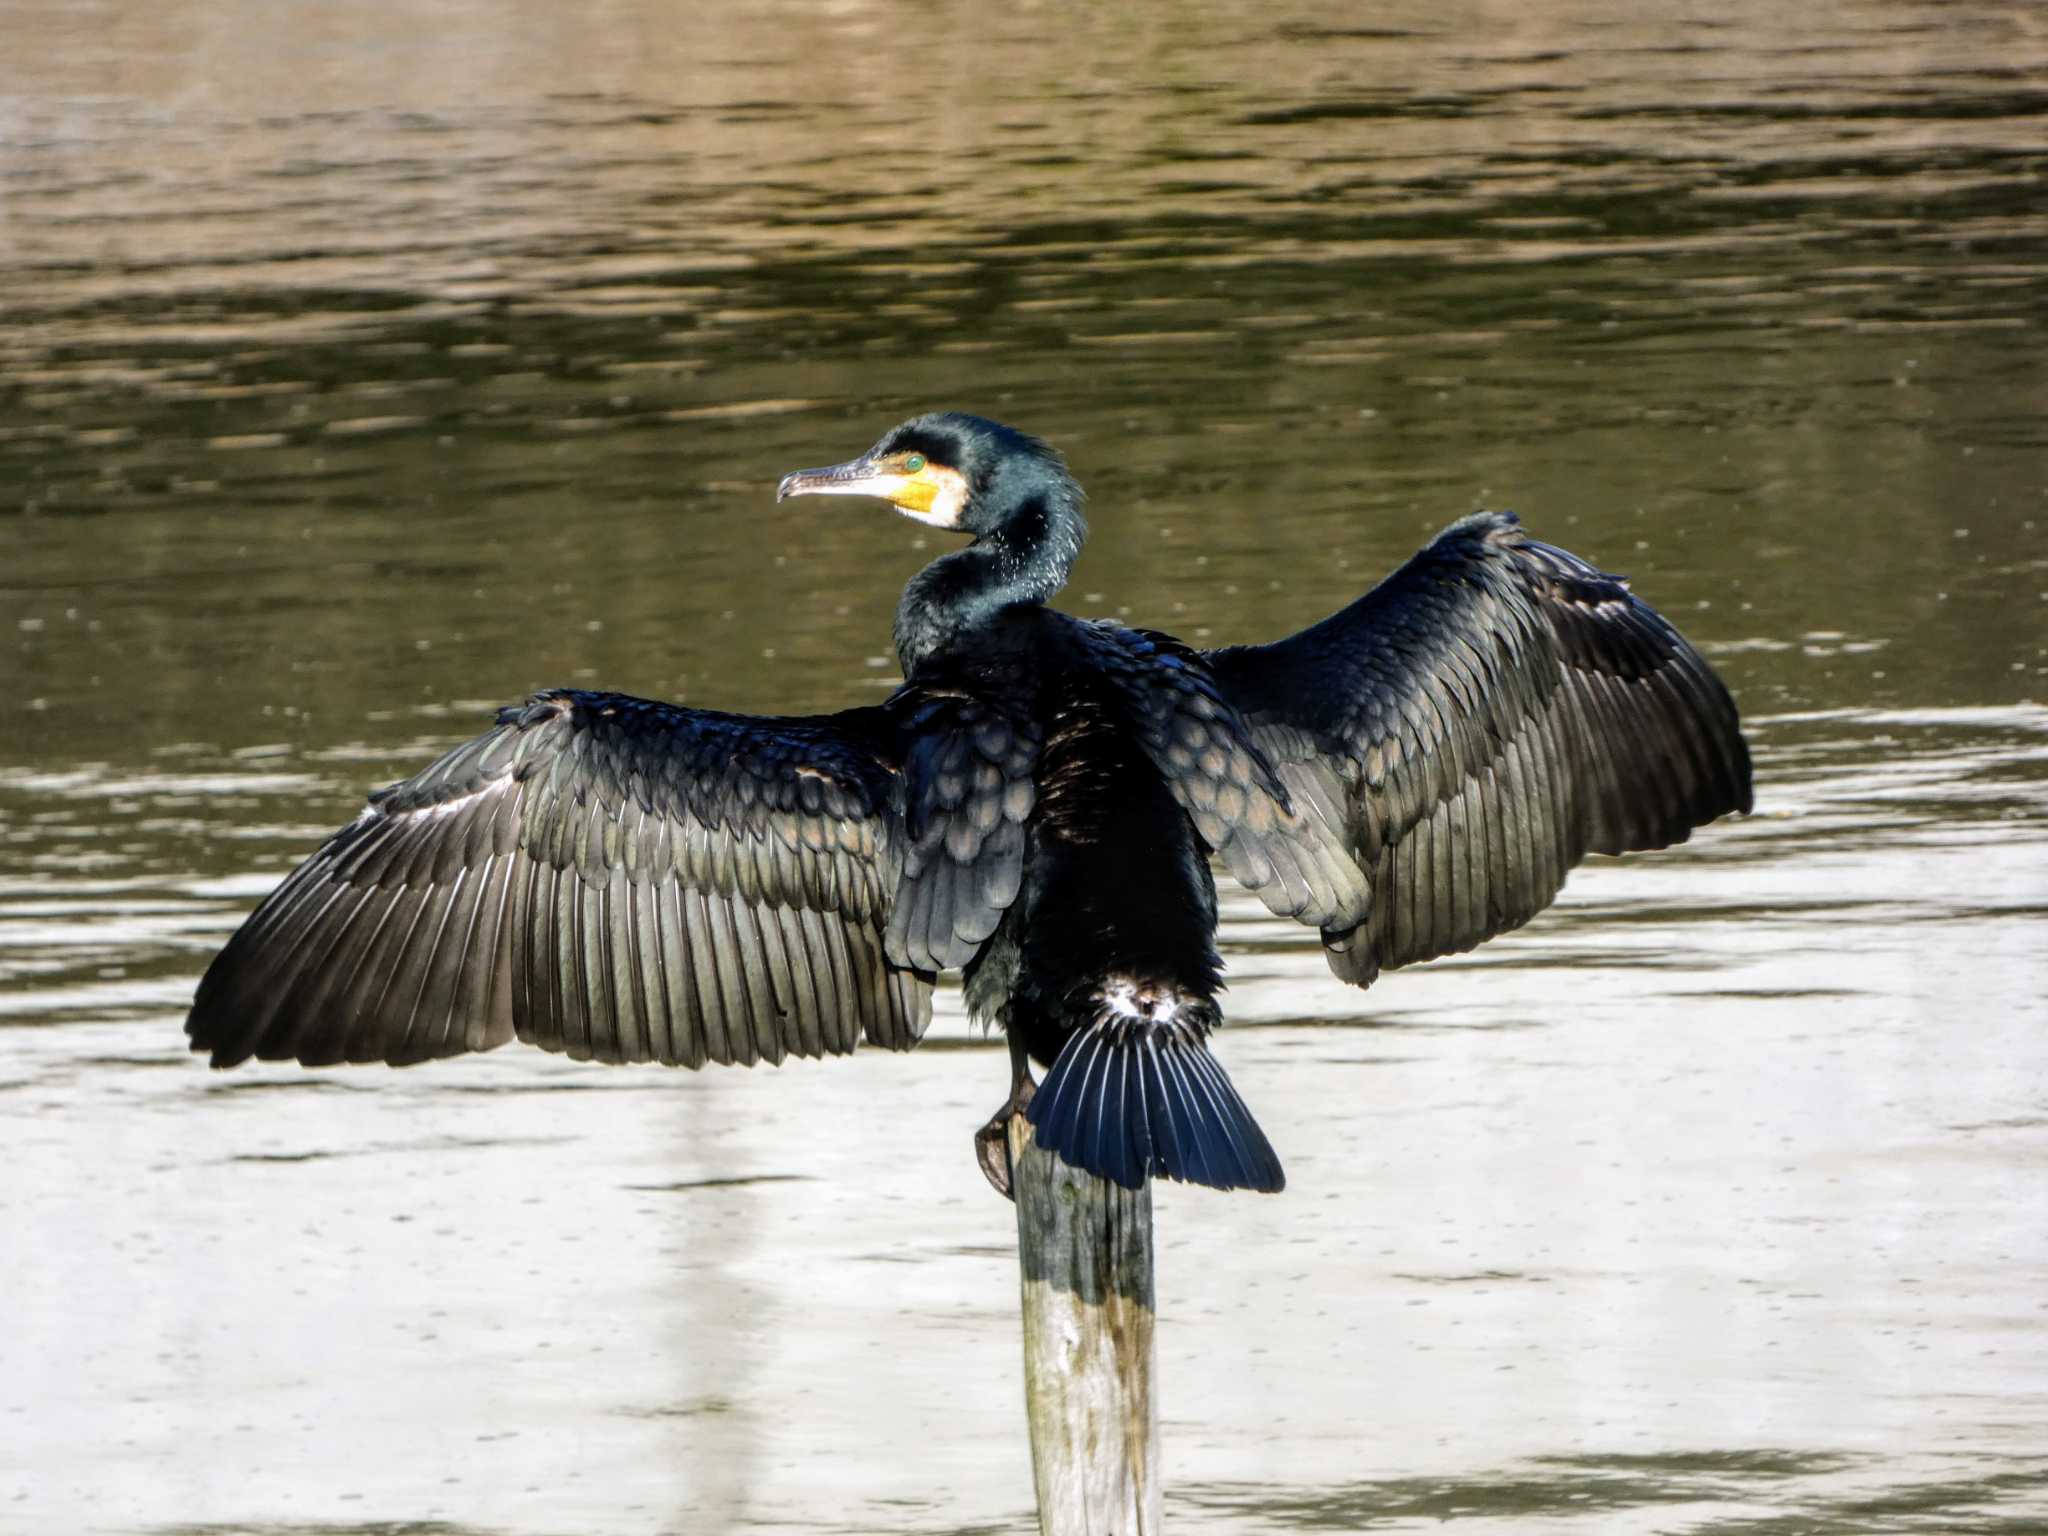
<box><xmin>4</xmin><ymin>1</ymin><xmax>2046</xmax><ymax>1532</ymax></box>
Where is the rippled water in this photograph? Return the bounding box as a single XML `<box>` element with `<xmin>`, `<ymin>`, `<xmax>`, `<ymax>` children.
<box><xmin>4</xmin><ymin>1</ymin><xmax>2046</xmax><ymax>1532</ymax></box>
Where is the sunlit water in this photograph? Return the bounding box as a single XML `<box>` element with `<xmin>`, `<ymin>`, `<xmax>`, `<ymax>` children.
<box><xmin>4</xmin><ymin>1</ymin><xmax>2046</xmax><ymax>1532</ymax></box>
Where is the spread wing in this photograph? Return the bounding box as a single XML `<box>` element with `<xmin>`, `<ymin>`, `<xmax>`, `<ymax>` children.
<box><xmin>1204</xmin><ymin>512</ymin><xmax>1753</xmax><ymax>987</ymax></box>
<box><xmin>187</xmin><ymin>689</ymin><xmax>935</xmax><ymax>1070</ymax></box>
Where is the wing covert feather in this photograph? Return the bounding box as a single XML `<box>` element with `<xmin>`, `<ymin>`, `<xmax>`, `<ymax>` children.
<box><xmin>1078</xmin><ymin>622</ymin><xmax>1372</xmax><ymax>933</ymax></box>
<box><xmin>884</xmin><ymin>687</ymin><xmax>1039</xmax><ymax>972</ymax></box>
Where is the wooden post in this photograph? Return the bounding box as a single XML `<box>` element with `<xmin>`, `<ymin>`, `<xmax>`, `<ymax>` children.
<box><xmin>1007</xmin><ymin>1112</ymin><xmax>1160</xmax><ymax>1536</ymax></box>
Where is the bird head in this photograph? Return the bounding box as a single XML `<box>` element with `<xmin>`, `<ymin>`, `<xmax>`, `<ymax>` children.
<box><xmin>776</xmin><ymin>412</ymin><xmax>1075</xmax><ymax>538</ymax></box>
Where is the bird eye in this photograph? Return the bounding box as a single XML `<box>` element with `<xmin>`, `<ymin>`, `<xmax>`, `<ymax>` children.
<box><xmin>904</xmin><ymin>454</ymin><xmax>927</xmax><ymax>473</ymax></box>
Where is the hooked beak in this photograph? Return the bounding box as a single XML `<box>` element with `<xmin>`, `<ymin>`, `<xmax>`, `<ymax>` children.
<box><xmin>776</xmin><ymin>456</ymin><xmax>910</xmax><ymax>504</ymax></box>
<box><xmin>776</xmin><ymin>449</ymin><xmax>965</xmax><ymax>528</ymax></box>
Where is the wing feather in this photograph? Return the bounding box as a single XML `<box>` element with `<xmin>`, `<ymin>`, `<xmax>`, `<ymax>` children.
<box><xmin>1076</xmin><ymin>621</ymin><xmax>1372</xmax><ymax>933</ymax></box>
<box><xmin>1207</xmin><ymin>512</ymin><xmax>1752</xmax><ymax>986</ymax></box>
<box><xmin>696</xmin><ymin>888</ymin><xmax>737</xmax><ymax>1073</ymax></box>
<box><xmin>884</xmin><ymin>688</ymin><xmax>1039</xmax><ymax>972</ymax></box>
<box><xmin>187</xmin><ymin>689</ymin><xmax>936</xmax><ymax>1071</ymax></box>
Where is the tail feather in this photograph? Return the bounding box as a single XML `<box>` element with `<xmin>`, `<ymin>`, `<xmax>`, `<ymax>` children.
<box><xmin>1025</xmin><ymin>989</ymin><xmax>1284</xmax><ymax>1193</ymax></box>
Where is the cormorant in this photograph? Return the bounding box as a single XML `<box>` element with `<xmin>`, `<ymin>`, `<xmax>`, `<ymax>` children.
<box><xmin>186</xmin><ymin>413</ymin><xmax>1752</xmax><ymax>1196</ymax></box>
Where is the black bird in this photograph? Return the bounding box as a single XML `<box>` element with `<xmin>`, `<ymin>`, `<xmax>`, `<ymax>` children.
<box><xmin>186</xmin><ymin>413</ymin><xmax>1752</xmax><ymax>1196</ymax></box>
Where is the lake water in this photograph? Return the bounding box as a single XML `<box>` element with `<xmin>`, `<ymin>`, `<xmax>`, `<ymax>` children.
<box><xmin>3</xmin><ymin>1</ymin><xmax>2046</xmax><ymax>1531</ymax></box>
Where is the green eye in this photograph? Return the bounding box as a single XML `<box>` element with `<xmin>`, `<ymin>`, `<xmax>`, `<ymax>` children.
<box><xmin>904</xmin><ymin>453</ymin><xmax>927</xmax><ymax>473</ymax></box>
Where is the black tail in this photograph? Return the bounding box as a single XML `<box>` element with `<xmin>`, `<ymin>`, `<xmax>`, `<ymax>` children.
<box><xmin>1024</xmin><ymin>990</ymin><xmax>1284</xmax><ymax>1193</ymax></box>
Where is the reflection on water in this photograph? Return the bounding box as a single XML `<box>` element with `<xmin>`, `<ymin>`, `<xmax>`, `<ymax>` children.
<box><xmin>3</xmin><ymin>0</ymin><xmax>2046</xmax><ymax>1531</ymax></box>
<box><xmin>1183</xmin><ymin>1450</ymin><xmax>2048</xmax><ymax>1533</ymax></box>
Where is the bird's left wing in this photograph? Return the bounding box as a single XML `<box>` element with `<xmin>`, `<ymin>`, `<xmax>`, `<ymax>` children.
<box><xmin>187</xmin><ymin>689</ymin><xmax>933</xmax><ymax>1070</ymax></box>
<box><xmin>1204</xmin><ymin>512</ymin><xmax>1752</xmax><ymax>987</ymax></box>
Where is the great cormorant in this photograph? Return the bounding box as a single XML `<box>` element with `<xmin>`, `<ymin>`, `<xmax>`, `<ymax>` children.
<box><xmin>186</xmin><ymin>413</ymin><xmax>1752</xmax><ymax>1196</ymax></box>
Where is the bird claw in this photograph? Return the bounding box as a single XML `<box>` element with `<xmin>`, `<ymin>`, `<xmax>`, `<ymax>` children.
<box><xmin>973</xmin><ymin>1075</ymin><xmax>1036</xmax><ymax>1201</ymax></box>
<box><xmin>975</xmin><ymin>1118</ymin><xmax>1015</xmax><ymax>1201</ymax></box>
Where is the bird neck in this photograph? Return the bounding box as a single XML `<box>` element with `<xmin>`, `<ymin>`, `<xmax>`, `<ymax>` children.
<box><xmin>894</xmin><ymin>486</ymin><xmax>1086</xmax><ymax>675</ymax></box>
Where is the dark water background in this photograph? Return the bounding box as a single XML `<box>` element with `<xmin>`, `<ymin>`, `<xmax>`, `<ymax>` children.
<box><xmin>3</xmin><ymin>1</ymin><xmax>2045</xmax><ymax>1531</ymax></box>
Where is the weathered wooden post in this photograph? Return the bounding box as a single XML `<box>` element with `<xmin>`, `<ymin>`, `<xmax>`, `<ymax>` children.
<box><xmin>1006</xmin><ymin>1113</ymin><xmax>1160</xmax><ymax>1536</ymax></box>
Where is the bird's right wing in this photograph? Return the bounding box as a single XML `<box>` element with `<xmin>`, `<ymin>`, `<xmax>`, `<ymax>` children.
<box><xmin>1205</xmin><ymin>512</ymin><xmax>1752</xmax><ymax>986</ymax></box>
<box><xmin>187</xmin><ymin>689</ymin><xmax>934</xmax><ymax>1070</ymax></box>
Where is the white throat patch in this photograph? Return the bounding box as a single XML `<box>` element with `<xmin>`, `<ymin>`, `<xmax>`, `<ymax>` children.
<box><xmin>901</xmin><ymin>464</ymin><xmax>970</xmax><ymax>529</ymax></box>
